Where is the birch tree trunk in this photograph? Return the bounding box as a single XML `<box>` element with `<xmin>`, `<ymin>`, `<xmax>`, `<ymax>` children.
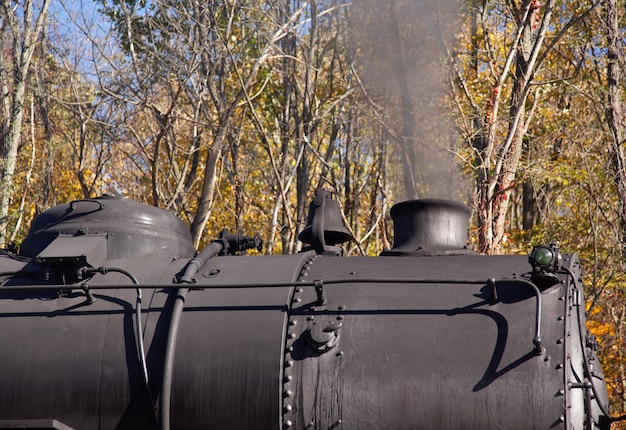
<box><xmin>0</xmin><ymin>0</ymin><xmax>50</xmax><ymax>245</ymax></box>
<box><xmin>605</xmin><ymin>0</ymin><xmax>626</xmax><ymax>248</ymax></box>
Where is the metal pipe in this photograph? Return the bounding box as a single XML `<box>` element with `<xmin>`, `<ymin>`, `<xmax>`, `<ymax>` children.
<box><xmin>160</xmin><ymin>241</ymin><xmax>225</xmax><ymax>430</ymax></box>
<box><xmin>563</xmin><ymin>266</ymin><xmax>619</xmax><ymax>422</ymax></box>
<box><xmin>83</xmin><ymin>267</ymin><xmax>151</xmax><ymax>406</ymax></box>
<box><xmin>0</xmin><ymin>275</ymin><xmax>545</xmax><ymax>359</ymax></box>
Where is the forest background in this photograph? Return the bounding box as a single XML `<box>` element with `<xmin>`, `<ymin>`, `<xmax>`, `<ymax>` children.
<box><xmin>2</xmin><ymin>0</ymin><xmax>626</xmax><ymax>418</ymax></box>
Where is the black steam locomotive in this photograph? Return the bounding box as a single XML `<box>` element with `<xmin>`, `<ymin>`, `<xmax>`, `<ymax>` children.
<box><xmin>0</xmin><ymin>191</ymin><xmax>613</xmax><ymax>429</ymax></box>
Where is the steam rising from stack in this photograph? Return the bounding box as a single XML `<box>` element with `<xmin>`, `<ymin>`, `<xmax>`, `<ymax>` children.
<box><xmin>348</xmin><ymin>0</ymin><xmax>467</xmax><ymax>202</ymax></box>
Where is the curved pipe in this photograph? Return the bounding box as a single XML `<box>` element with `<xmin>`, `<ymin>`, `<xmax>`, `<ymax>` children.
<box><xmin>562</xmin><ymin>266</ymin><xmax>625</xmax><ymax>423</ymax></box>
<box><xmin>160</xmin><ymin>241</ymin><xmax>224</xmax><ymax>430</ymax></box>
<box><xmin>497</xmin><ymin>278</ymin><xmax>543</xmax><ymax>355</ymax></box>
<box><xmin>83</xmin><ymin>267</ymin><xmax>149</xmax><ymax>396</ymax></box>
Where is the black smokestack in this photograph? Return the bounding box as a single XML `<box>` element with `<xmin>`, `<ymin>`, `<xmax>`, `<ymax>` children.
<box><xmin>383</xmin><ymin>199</ymin><xmax>472</xmax><ymax>256</ymax></box>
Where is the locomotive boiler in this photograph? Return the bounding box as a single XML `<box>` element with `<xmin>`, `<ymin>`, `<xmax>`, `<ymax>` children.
<box><xmin>0</xmin><ymin>191</ymin><xmax>613</xmax><ymax>429</ymax></box>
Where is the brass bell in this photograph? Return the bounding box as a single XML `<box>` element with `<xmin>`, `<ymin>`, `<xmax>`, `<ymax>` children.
<box><xmin>298</xmin><ymin>189</ymin><xmax>351</xmax><ymax>253</ymax></box>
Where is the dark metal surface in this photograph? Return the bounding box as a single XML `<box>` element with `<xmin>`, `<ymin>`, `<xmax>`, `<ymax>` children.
<box><xmin>0</xmin><ymin>196</ymin><xmax>611</xmax><ymax>430</ymax></box>
<box><xmin>298</xmin><ymin>189</ymin><xmax>352</xmax><ymax>253</ymax></box>
<box><xmin>0</xmin><ymin>254</ymin><xmax>190</xmax><ymax>429</ymax></box>
<box><xmin>168</xmin><ymin>252</ymin><xmax>317</xmax><ymax>430</ymax></box>
<box><xmin>384</xmin><ymin>199</ymin><xmax>472</xmax><ymax>255</ymax></box>
<box><xmin>20</xmin><ymin>196</ymin><xmax>195</xmax><ymax>260</ymax></box>
<box><xmin>281</xmin><ymin>255</ymin><xmax>567</xmax><ymax>429</ymax></box>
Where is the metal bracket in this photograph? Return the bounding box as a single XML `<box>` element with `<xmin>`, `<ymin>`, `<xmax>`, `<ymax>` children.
<box><xmin>314</xmin><ymin>279</ymin><xmax>327</xmax><ymax>305</ymax></box>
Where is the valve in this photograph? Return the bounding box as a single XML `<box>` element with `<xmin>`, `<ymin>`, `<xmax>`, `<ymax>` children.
<box><xmin>218</xmin><ymin>230</ymin><xmax>263</xmax><ymax>255</ymax></box>
<box><xmin>306</xmin><ymin>321</ymin><xmax>341</xmax><ymax>352</ymax></box>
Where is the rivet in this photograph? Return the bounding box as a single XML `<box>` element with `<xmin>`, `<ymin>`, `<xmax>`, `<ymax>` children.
<box><xmin>284</xmin><ymin>404</ymin><xmax>293</xmax><ymax>413</ymax></box>
<box><xmin>336</xmin><ymin>350</ymin><xmax>344</xmax><ymax>357</ymax></box>
<box><xmin>288</xmin><ymin>333</ymin><xmax>296</xmax><ymax>339</ymax></box>
<box><xmin>284</xmin><ymin>420</ymin><xmax>293</xmax><ymax>428</ymax></box>
<box><xmin>284</xmin><ymin>389</ymin><xmax>293</xmax><ymax>397</ymax></box>
<box><xmin>557</xmin><ymin>316</ymin><xmax>564</xmax><ymax>321</ymax></box>
<box><xmin>285</xmin><ymin>360</ymin><xmax>294</xmax><ymax>367</ymax></box>
<box><xmin>559</xmin><ymin>415</ymin><xmax>565</xmax><ymax>422</ymax></box>
<box><xmin>284</xmin><ymin>375</ymin><xmax>293</xmax><ymax>382</ymax></box>
<box><xmin>558</xmin><ymin>389</ymin><xmax>565</xmax><ymax>396</ymax></box>
<box><xmin>338</xmin><ymin>305</ymin><xmax>346</xmax><ymax>310</ymax></box>
<box><xmin>556</xmin><ymin>338</ymin><xmax>563</xmax><ymax>344</ymax></box>
<box><xmin>289</xmin><ymin>320</ymin><xmax>297</xmax><ymax>326</ymax></box>
<box><xmin>287</xmin><ymin>346</ymin><xmax>294</xmax><ymax>352</ymax></box>
<box><xmin>293</xmin><ymin>298</ymin><xmax>301</xmax><ymax>303</ymax></box>
<box><xmin>556</xmin><ymin>363</ymin><xmax>564</xmax><ymax>369</ymax></box>
<box><xmin>337</xmin><ymin>315</ymin><xmax>344</xmax><ymax>320</ymax></box>
<box><xmin>558</xmin><ymin>296</ymin><xmax>564</xmax><ymax>301</ymax></box>
<box><xmin>296</xmin><ymin>288</ymin><xmax>303</xmax><ymax>293</ymax></box>
<box><xmin>307</xmin><ymin>315</ymin><xmax>315</xmax><ymax>321</ymax></box>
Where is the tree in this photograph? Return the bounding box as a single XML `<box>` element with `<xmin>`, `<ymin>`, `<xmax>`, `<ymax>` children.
<box><xmin>605</xmin><ymin>0</ymin><xmax>626</xmax><ymax>246</ymax></box>
<box><xmin>0</xmin><ymin>0</ymin><xmax>51</xmax><ymax>245</ymax></box>
<box><xmin>448</xmin><ymin>0</ymin><xmax>602</xmax><ymax>254</ymax></box>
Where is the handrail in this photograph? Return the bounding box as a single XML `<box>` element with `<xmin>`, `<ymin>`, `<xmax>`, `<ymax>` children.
<box><xmin>69</xmin><ymin>199</ymin><xmax>106</xmax><ymax>211</ymax></box>
<box><xmin>0</xmin><ymin>276</ymin><xmax>543</xmax><ymax>355</ymax></box>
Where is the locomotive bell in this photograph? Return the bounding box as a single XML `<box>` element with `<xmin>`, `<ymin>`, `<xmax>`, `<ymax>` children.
<box><xmin>385</xmin><ymin>198</ymin><xmax>471</xmax><ymax>255</ymax></box>
<box><xmin>298</xmin><ymin>189</ymin><xmax>351</xmax><ymax>252</ymax></box>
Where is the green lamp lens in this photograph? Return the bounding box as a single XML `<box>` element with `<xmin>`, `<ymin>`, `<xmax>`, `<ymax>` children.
<box><xmin>533</xmin><ymin>248</ymin><xmax>553</xmax><ymax>266</ymax></box>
